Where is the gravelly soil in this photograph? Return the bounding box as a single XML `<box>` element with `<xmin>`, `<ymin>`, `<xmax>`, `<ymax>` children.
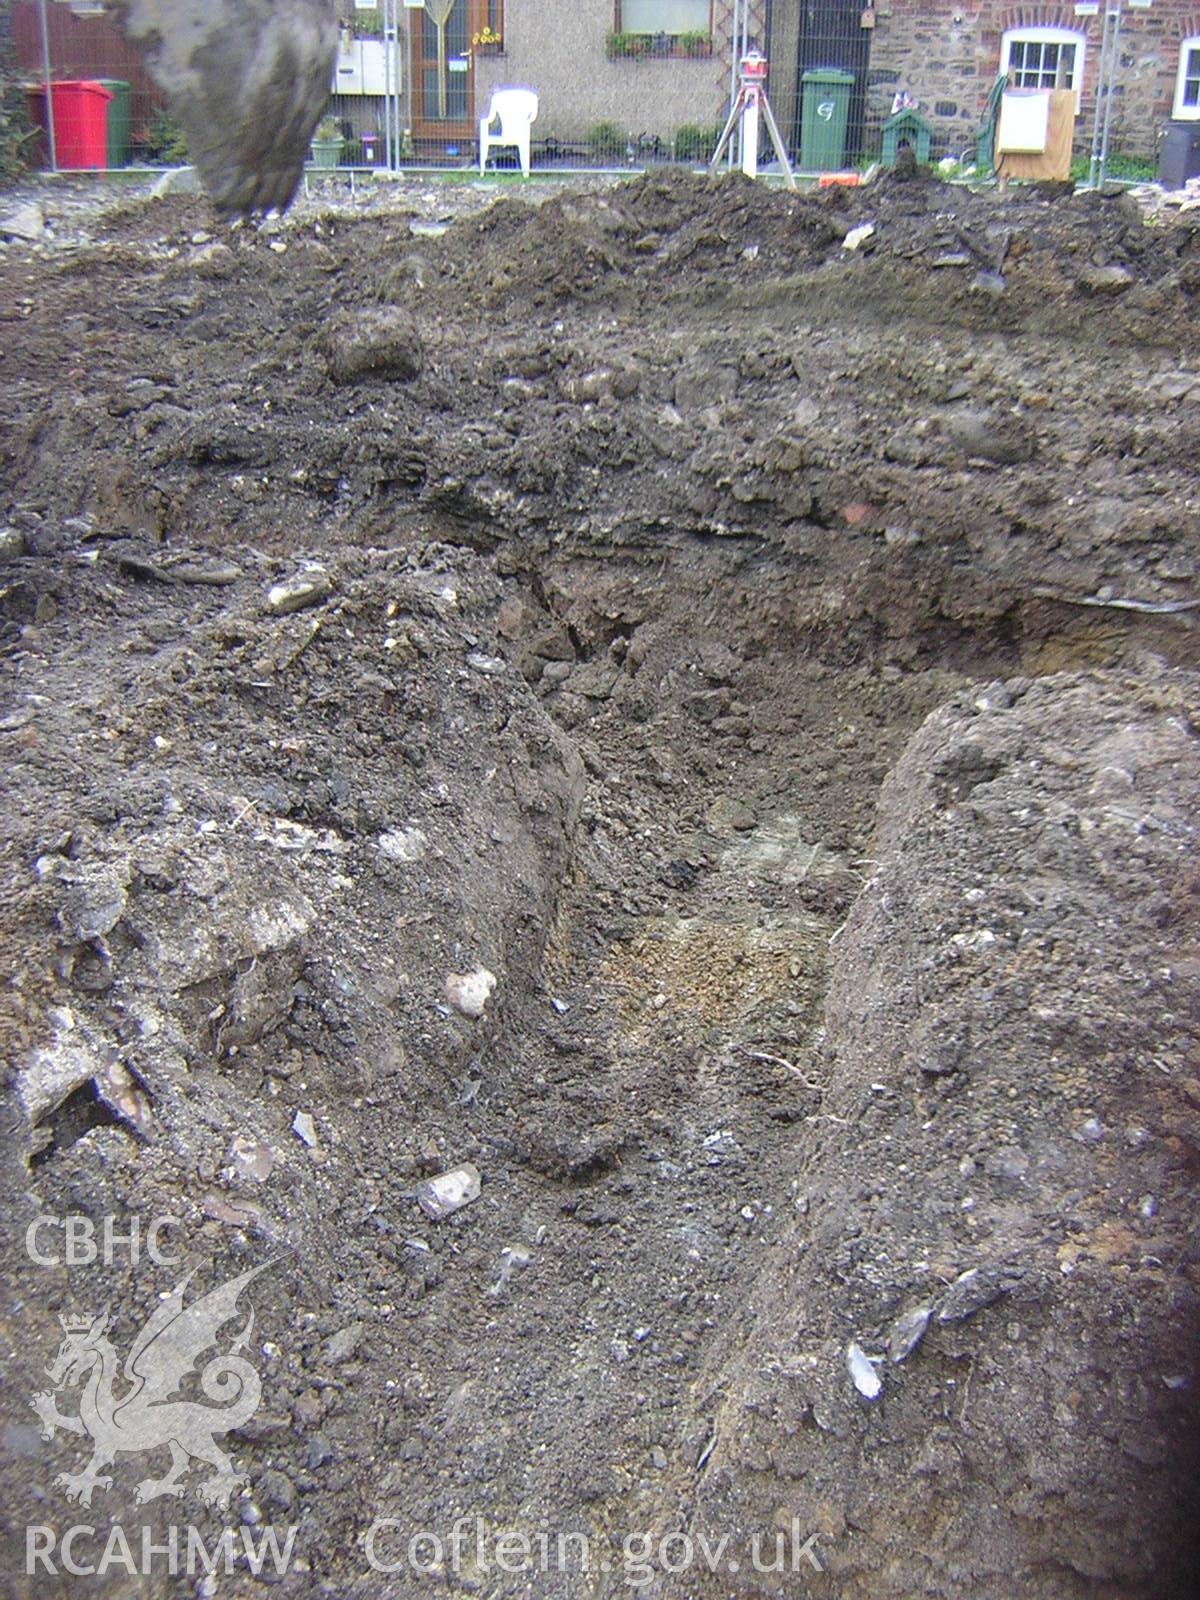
<box><xmin>1</xmin><ymin>169</ymin><xmax>1198</xmax><ymax>1599</ymax></box>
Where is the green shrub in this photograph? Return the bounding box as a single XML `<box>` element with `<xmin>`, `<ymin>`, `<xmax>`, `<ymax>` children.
<box><xmin>145</xmin><ymin>107</ymin><xmax>189</xmax><ymax>164</ymax></box>
<box><xmin>0</xmin><ymin>93</ymin><xmax>33</xmax><ymax>185</ymax></box>
<box><xmin>588</xmin><ymin>120</ymin><xmax>627</xmax><ymax>161</ymax></box>
<box><xmin>674</xmin><ymin>122</ymin><xmax>720</xmax><ymax>162</ymax></box>
<box><xmin>605</xmin><ymin>31</ymin><xmax>651</xmax><ymax>59</ymax></box>
<box><xmin>0</xmin><ymin>36</ymin><xmax>33</xmax><ymax>185</ymax></box>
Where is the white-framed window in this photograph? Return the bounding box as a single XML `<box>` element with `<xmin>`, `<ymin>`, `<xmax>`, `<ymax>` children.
<box><xmin>618</xmin><ymin>0</ymin><xmax>711</xmax><ymax>34</ymax></box>
<box><xmin>1176</xmin><ymin>37</ymin><xmax>1200</xmax><ymax>119</ymax></box>
<box><xmin>1001</xmin><ymin>26</ymin><xmax>1086</xmax><ymax>99</ymax></box>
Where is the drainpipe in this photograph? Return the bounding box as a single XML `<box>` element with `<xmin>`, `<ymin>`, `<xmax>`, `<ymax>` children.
<box><xmin>383</xmin><ymin>0</ymin><xmax>394</xmax><ymax>171</ymax></box>
<box><xmin>1098</xmin><ymin>1</ymin><xmax>1123</xmax><ymax>185</ymax></box>
<box><xmin>728</xmin><ymin>0</ymin><xmax>741</xmax><ymax>167</ymax></box>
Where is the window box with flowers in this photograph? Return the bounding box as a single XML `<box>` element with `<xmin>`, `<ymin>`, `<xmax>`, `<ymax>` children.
<box><xmin>611</xmin><ymin>2</ymin><xmax>712</xmax><ymax>55</ymax></box>
<box><xmin>605</xmin><ymin>30</ymin><xmax>712</xmax><ymax>62</ymax></box>
<box><xmin>606</xmin><ymin>31</ymin><xmax>652</xmax><ymax>60</ymax></box>
<box><xmin>472</xmin><ymin>25</ymin><xmax>504</xmax><ymax>58</ymax></box>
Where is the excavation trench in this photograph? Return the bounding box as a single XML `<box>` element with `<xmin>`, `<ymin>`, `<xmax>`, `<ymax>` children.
<box><xmin>2</xmin><ymin>171</ymin><xmax>1199</xmax><ymax>1597</ymax></box>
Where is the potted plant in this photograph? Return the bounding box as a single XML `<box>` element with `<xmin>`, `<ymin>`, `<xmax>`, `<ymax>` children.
<box><xmin>605</xmin><ymin>31</ymin><xmax>651</xmax><ymax>60</ymax></box>
<box><xmin>309</xmin><ymin>115</ymin><xmax>344</xmax><ymax>169</ymax></box>
<box><xmin>678</xmin><ymin>30</ymin><xmax>712</xmax><ymax>58</ymax></box>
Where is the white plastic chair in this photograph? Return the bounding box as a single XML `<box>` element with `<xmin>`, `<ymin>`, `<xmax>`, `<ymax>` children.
<box><xmin>479</xmin><ymin>88</ymin><xmax>538</xmax><ymax>177</ymax></box>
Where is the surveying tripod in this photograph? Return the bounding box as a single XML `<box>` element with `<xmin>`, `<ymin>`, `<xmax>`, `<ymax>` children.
<box><xmin>709</xmin><ymin>53</ymin><xmax>796</xmax><ymax>190</ymax></box>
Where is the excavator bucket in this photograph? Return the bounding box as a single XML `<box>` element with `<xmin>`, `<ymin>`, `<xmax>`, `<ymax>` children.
<box><xmin>114</xmin><ymin>0</ymin><xmax>338</xmax><ymax>216</ymax></box>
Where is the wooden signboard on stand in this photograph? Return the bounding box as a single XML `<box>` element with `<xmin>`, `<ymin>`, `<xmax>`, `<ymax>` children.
<box><xmin>996</xmin><ymin>88</ymin><xmax>1075</xmax><ymax>181</ymax></box>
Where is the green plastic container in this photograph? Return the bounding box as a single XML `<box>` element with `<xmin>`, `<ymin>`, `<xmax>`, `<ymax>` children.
<box><xmin>93</xmin><ymin>79</ymin><xmax>131</xmax><ymax>168</ymax></box>
<box><xmin>800</xmin><ymin>67</ymin><xmax>855</xmax><ymax>172</ymax></box>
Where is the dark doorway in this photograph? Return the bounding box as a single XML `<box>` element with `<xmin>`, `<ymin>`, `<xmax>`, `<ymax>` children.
<box><xmin>794</xmin><ymin>1</ymin><xmax>872</xmax><ymax>161</ymax></box>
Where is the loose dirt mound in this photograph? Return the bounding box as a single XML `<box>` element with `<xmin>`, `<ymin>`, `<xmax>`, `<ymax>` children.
<box><xmin>2</xmin><ymin>171</ymin><xmax>1199</xmax><ymax>1597</ymax></box>
<box><xmin>682</xmin><ymin>671</ymin><xmax>1200</xmax><ymax>1599</ymax></box>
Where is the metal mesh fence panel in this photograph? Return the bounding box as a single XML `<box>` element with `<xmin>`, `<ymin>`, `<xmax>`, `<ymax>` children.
<box><xmin>12</xmin><ymin>2</ymin><xmax>1164</xmax><ymax>189</ymax></box>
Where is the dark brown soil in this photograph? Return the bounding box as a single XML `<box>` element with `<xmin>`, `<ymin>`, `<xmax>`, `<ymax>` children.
<box><xmin>1</xmin><ymin>169</ymin><xmax>1198</xmax><ymax>1599</ymax></box>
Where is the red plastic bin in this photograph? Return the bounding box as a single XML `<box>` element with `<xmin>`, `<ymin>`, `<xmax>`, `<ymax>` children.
<box><xmin>43</xmin><ymin>80</ymin><xmax>114</xmax><ymax>170</ymax></box>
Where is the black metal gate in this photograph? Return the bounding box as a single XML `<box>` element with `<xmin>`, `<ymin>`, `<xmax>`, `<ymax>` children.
<box><xmin>794</xmin><ymin>0</ymin><xmax>872</xmax><ymax>162</ymax></box>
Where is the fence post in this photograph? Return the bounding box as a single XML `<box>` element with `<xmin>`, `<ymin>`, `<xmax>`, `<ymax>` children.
<box><xmin>37</xmin><ymin>0</ymin><xmax>58</xmax><ymax>171</ymax></box>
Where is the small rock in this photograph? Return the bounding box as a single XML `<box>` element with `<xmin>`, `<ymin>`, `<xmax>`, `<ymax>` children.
<box><xmin>943</xmin><ymin>407</ymin><xmax>1035</xmax><ymax>465</ymax></box>
<box><xmin>792</xmin><ymin>396</ymin><xmax>820</xmax><ymax>429</ymax></box>
<box><xmin>937</xmin><ymin>1266</ymin><xmax>1009</xmax><ymax>1323</ymax></box>
<box><xmin>320</xmin><ymin>307</ymin><xmax>424</xmax><ymax>384</ymax></box>
<box><xmin>257</xmin><ymin>1469</ymin><xmax>296</xmax><ymax>1514</ymax></box>
<box><xmin>292</xmin><ymin>1111</ymin><xmax>319</xmax><ymax>1148</ymax></box>
<box><xmin>706</xmin><ymin>796</ymin><xmax>757</xmax><ymax>833</ymax></box>
<box><xmin>151</xmin><ymin>166</ymin><xmax>201</xmax><ymax>197</ymax></box>
<box><xmin>0</xmin><ymin>527</ymin><xmax>25</xmax><ymax>560</ymax></box>
<box><xmin>266</xmin><ymin>566</ymin><xmax>332</xmax><ymax>615</ymax></box>
<box><xmin>445</xmin><ymin>967</ymin><xmax>496</xmax><ymax>1019</ymax></box>
<box><xmin>674</xmin><ymin>361</ymin><xmax>738</xmax><ymax>411</ymax></box>
<box><xmin>847</xmin><ymin>1341</ymin><xmax>882</xmax><ymax>1400</ymax></box>
<box><xmin>416</xmin><ymin>1163</ymin><xmax>482</xmax><ymax>1220</ymax></box>
<box><xmin>888</xmin><ymin>1305</ymin><xmax>932</xmax><ymax>1363</ymax></box>
<box><xmin>57</xmin><ymin>864</ymin><xmax>128</xmax><ymax>942</ymax></box>
<box><xmin>378</xmin><ymin>826</ymin><xmax>427</xmax><ymax>863</ymax></box>
<box><xmin>95</xmin><ymin>1060</ymin><xmax>152</xmax><ymax>1135</ymax></box>
<box><xmin>562</xmin><ymin>369</ymin><xmax>614</xmax><ymax>403</ymax></box>
<box><xmin>970</xmin><ymin>269</ymin><xmax>1006</xmax><ymax>295</ymax></box>
<box><xmin>662</xmin><ymin>858</ymin><xmax>697</xmax><ymax>889</ymax></box>
<box><xmin>293</xmin><ymin>1389</ymin><xmax>324</xmax><ymax>1427</ymax></box>
<box><xmin>651</xmin><ymin>1446</ymin><xmax>669</xmax><ymax>1470</ymax></box>
<box><xmin>0</xmin><ymin>202</ymin><xmax>46</xmax><ymax>242</ymax></box>
<box><xmin>323</xmin><ymin>1322</ymin><xmax>364</xmax><ymax>1364</ymax></box>
<box><xmin>1077</xmin><ymin>263</ymin><xmax>1134</xmax><ymax>296</ymax></box>
<box><xmin>488</xmin><ymin>1242</ymin><xmax>533</xmax><ymax>1296</ymax></box>
<box><xmin>984</xmin><ymin>1145</ymin><xmax>1029</xmax><ymax>1182</ymax></box>
<box><xmin>229</xmin><ymin>1134</ymin><xmax>274</xmax><ymax>1183</ymax></box>
<box><xmin>842</xmin><ymin>222</ymin><xmax>876</xmax><ymax>251</ymax></box>
<box><xmin>201</xmin><ymin>1192</ymin><xmax>262</xmax><ymax>1229</ymax></box>
<box><xmin>466</xmin><ymin>652</ymin><xmax>507</xmax><ymax>675</ymax></box>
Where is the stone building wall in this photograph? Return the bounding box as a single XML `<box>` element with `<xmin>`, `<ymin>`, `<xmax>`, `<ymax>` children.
<box><xmin>866</xmin><ymin>0</ymin><xmax>1200</xmax><ymax>161</ymax></box>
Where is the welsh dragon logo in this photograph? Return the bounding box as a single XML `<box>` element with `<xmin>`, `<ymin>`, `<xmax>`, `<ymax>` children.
<box><xmin>31</xmin><ymin>1263</ymin><xmax>268</xmax><ymax>1510</ymax></box>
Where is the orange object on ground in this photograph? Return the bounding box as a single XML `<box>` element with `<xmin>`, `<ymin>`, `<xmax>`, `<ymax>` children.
<box><xmin>818</xmin><ymin>172</ymin><xmax>861</xmax><ymax>187</ymax></box>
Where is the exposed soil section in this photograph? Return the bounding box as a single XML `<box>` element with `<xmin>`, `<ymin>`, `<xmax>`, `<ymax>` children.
<box><xmin>1</xmin><ymin>169</ymin><xmax>1198</xmax><ymax>1598</ymax></box>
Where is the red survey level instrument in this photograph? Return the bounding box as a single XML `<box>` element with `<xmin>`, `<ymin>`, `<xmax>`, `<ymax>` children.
<box><xmin>709</xmin><ymin>53</ymin><xmax>796</xmax><ymax>189</ymax></box>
